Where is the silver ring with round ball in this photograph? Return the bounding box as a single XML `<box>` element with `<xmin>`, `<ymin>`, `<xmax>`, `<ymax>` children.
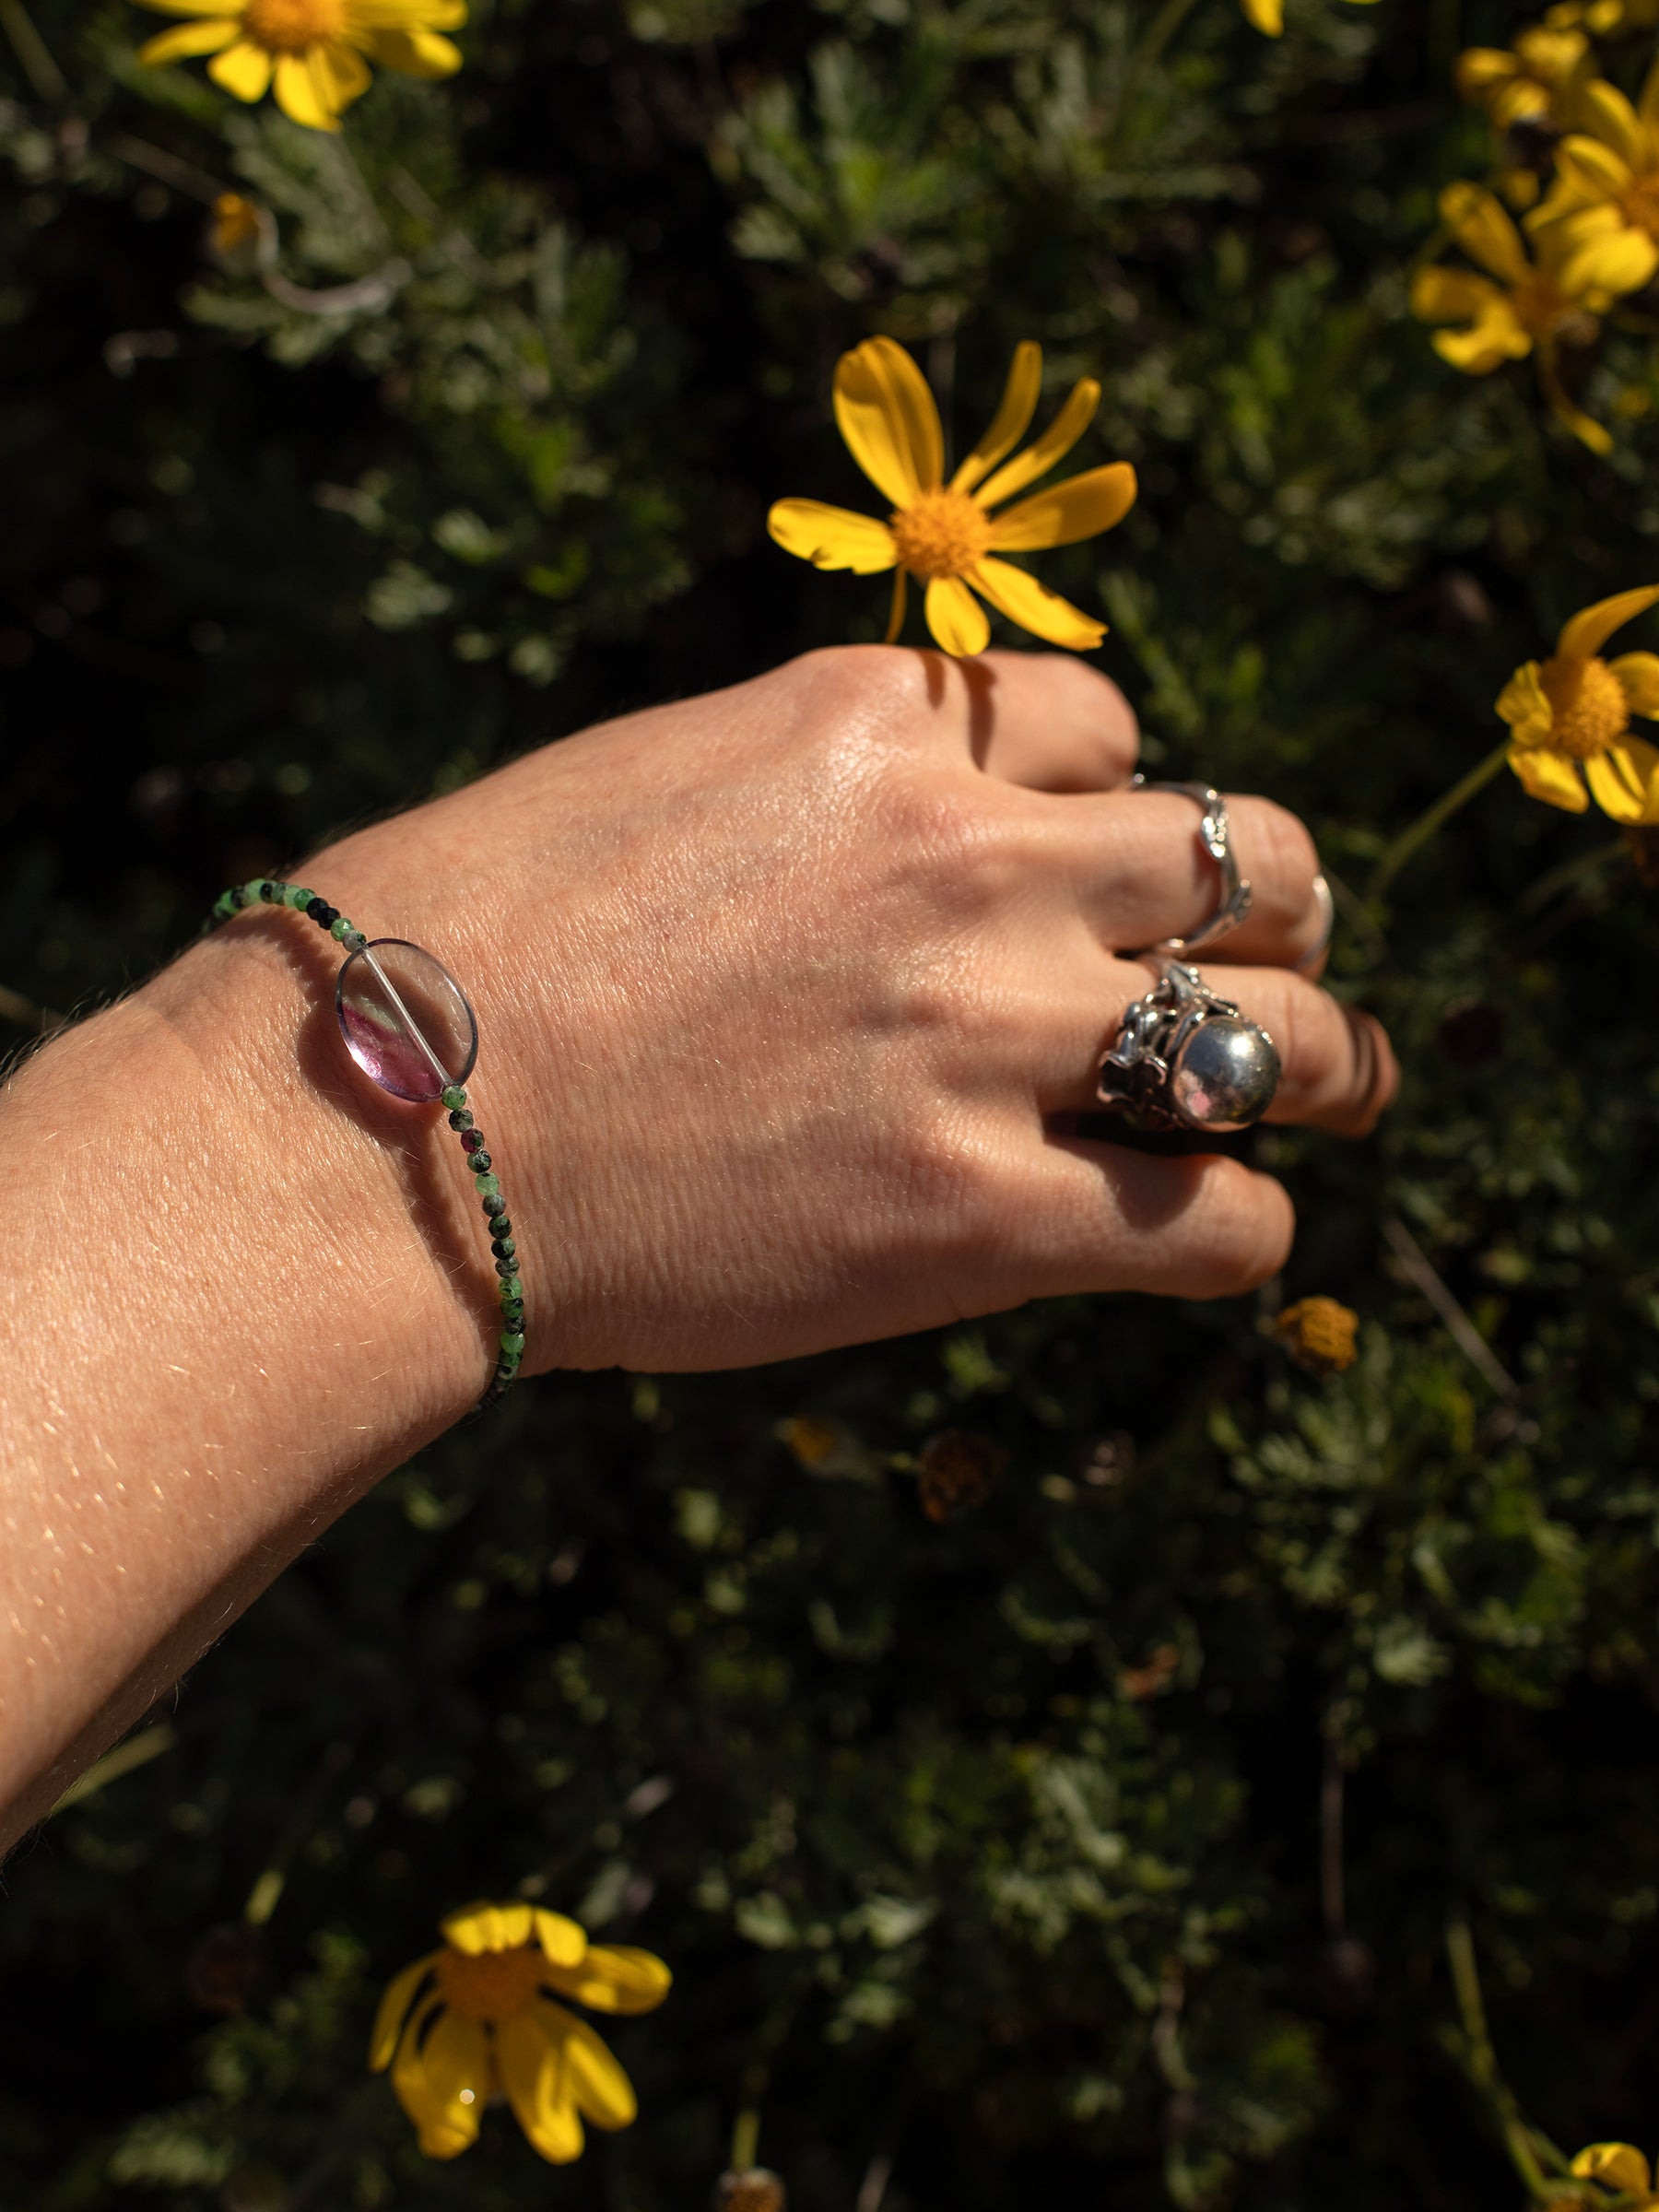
<box><xmin>1096</xmin><ymin>959</ymin><xmax>1280</xmax><ymax>1134</ymax></box>
<box><xmin>1131</xmin><ymin>775</ymin><xmax>1253</xmax><ymax>956</ymax></box>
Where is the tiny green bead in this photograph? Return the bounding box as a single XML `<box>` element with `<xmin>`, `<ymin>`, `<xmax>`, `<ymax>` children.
<box><xmin>474</xmin><ymin>1173</ymin><xmax>500</xmax><ymax>1198</ymax></box>
<box><xmin>330</xmin><ymin>916</ymin><xmax>354</xmax><ymax>942</ymax></box>
<box><xmin>498</xmin><ymin>1275</ymin><xmax>522</xmax><ymax>1300</ymax></box>
<box><xmin>242</xmin><ymin>878</ymin><xmax>269</xmax><ymax>902</ymax></box>
<box><xmin>286</xmin><ymin>885</ymin><xmax>313</xmax><ymax>910</ymax></box>
<box><xmin>343</xmin><ymin>928</ymin><xmax>368</xmax><ymax>951</ymax></box>
<box><xmin>214</xmin><ymin>893</ymin><xmax>237</xmax><ymax>918</ymax></box>
<box><xmin>441</xmin><ymin>1085</ymin><xmax>468</xmax><ymax>1112</ymax></box>
<box><xmin>500</xmin><ymin>1331</ymin><xmax>525</xmax><ymax>1354</ymax></box>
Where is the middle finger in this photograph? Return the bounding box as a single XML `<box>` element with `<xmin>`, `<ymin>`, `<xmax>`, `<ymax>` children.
<box><xmin>1031</xmin><ymin>784</ymin><xmax>1330</xmax><ymax>971</ymax></box>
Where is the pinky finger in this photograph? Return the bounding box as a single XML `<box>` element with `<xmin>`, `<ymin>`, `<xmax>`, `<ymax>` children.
<box><xmin>1017</xmin><ymin>1137</ymin><xmax>1295</xmax><ymax>1303</ymax></box>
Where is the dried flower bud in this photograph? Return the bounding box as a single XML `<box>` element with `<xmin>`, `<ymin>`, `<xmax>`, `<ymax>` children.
<box><xmin>775</xmin><ymin>1415</ymin><xmax>876</xmax><ymax>1482</ymax></box>
<box><xmin>712</xmin><ymin>2169</ymin><xmax>787</xmax><ymax>2212</ymax></box>
<box><xmin>1119</xmin><ymin>1642</ymin><xmax>1181</xmax><ymax>1700</ymax></box>
<box><xmin>1275</xmin><ymin>1297</ymin><xmax>1359</xmax><ymax>1376</ymax></box>
<box><xmin>210</xmin><ymin>192</ymin><xmax>261</xmax><ymax>257</ymax></box>
<box><xmin>916</xmin><ymin>1429</ymin><xmax>1006</xmax><ymax>1524</ymax></box>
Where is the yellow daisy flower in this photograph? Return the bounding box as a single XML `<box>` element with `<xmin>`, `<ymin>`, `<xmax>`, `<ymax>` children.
<box><xmin>1496</xmin><ymin>584</ymin><xmax>1659</xmax><ymax>822</ymax></box>
<box><xmin>768</xmin><ymin>336</ymin><xmax>1135</xmax><ymax>659</ymax></box>
<box><xmin>1410</xmin><ymin>182</ymin><xmax>1614</xmax><ymax>451</ymax></box>
<box><xmin>369</xmin><ymin>1900</ymin><xmax>671</xmax><ymax>2164</ymax></box>
<box><xmin>135</xmin><ymin>0</ymin><xmax>465</xmax><ymax>133</ymax></box>
<box><xmin>1455</xmin><ymin>21</ymin><xmax>1590</xmax><ymax>132</ymax></box>
<box><xmin>1526</xmin><ymin>62</ymin><xmax>1659</xmax><ymax>298</ymax></box>
<box><xmin>1571</xmin><ymin>2144</ymin><xmax>1659</xmax><ymax>2205</ymax></box>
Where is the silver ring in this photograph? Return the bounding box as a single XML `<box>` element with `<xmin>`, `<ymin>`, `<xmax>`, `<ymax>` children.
<box><xmin>1096</xmin><ymin>959</ymin><xmax>1280</xmax><ymax>1133</ymax></box>
<box><xmin>1296</xmin><ymin>874</ymin><xmax>1334</xmax><ymax>973</ymax></box>
<box><xmin>1131</xmin><ymin>775</ymin><xmax>1252</xmax><ymax>956</ymax></box>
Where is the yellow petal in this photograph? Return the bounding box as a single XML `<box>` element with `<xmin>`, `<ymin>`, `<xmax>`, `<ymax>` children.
<box><xmin>359</xmin><ymin>25</ymin><xmax>461</xmax><ymax>75</ymax></box>
<box><xmin>368</xmin><ymin>1952</ymin><xmax>440</xmax><ymax>2072</ymax></box>
<box><xmin>1587</xmin><ymin>734</ymin><xmax>1659</xmax><ymax>821</ymax></box>
<box><xmin>540</xmin><ymin>1945</ymin><xmax>672</xmax><ymax>2015</ymax></box>
<box><xmin>966</xmin><ymin>557</ymin><xmax>1106</xmax><ymax>651</ymax></box>
<box><xmin>316</xmin><ymin>38</ymin><xmax>371</xmax><ymax>104</ymax></box>
<box><xmin>923</xmin><ymin>575</ymin><xmax>990</xmax><ymax>656</ymax></box>
<box><xmin>441</xmin><ymin>1900</ymin><xmax>534</xmax><ymax>1955</ymax></box>
<box><xmin>1440</xmin><ymin>182</ymin><xmax>1530</xmax><ymax>284</ymax></box>
<box><xmin>1411</xmin><ymin>266</ymin><xmax>1508</xmax><ymax>324</ymax></box>
<box><xmin>951</xmin><ymin>341</ymin><xmax>1042</xmax><ymax>494</ymax></box>
<box><xmin>1579</xmin><ymin>76</ymin><xmax>1646</xmax><ymax>168</ymax></box>
<box><xmin>1609</xmin><ymin>649</ymin><xmax>1659</xmax><ymax>714</ymax></box>
<box><xmin>1496</xmin><ymin>659</ymin><xmax>1554</xmax><ymax>747</ymax></box>
<box><xmin>1545</xmin><ymin>133</ymin><xmax>1634</xmax><ymax>202</ymax></box>
<box><xmin>1536</xmin><ymin>346</ymin><xmax>1613</xmax><ymax>452</ymax></box>
<box><xmin>885</xmin><ymin>567</ymin><xmax>907</xmax><ymax>643</ymax></box>
<box><xmin>206</xmin><ymin>38</ymin><xmax>273</xmax><ymax>98</ymax></box>
<box><xmin>1455</xmin><ymin>47</ymin><xmax>1521</xmax><ymax>98</ymax></box>
<box><xmin>976</xmin><ymin>379</ymin><xmax>1100</xmax><ymax>511</ymax></box>
<box><xmin>403</xmin><ymin>2008</ymin><xmax>490</xmax><ymax>2159</ymax></box>
<box><xmin>497</xmin><ymin>2009</ymin><xmax>587</xmax><ymax>2164</ymax></box>
<box><xmin>1560</xmin><ymin>225</ymin><xmax>1659</xmax><ymax>298</ymax></box>
<box><xmin>1571</xmin><ymin>2146</ymin><xmax>1655</xmax><ymax>2194</ymax></box>
<box><xmin>1242</xmin><ymin>0</ymin><xmax>1283</xmax><ymax>35</ymax></box>
<box><xmin>1558</xmin><ymin>584</ymin><xmax>1659</xmax><ymax>660</ymax></box>
<box><xmin>1430</xmin><ymin>314</ymin><xmax>1532</xmax><ymax>373</ymax></box>
<box><xmin>1509</xmin><ymin>742</ymin><xmax>1590</xmax><ymax>810</ymax></box>
<box><xmin>832</xmin><ymin>337</ymin><xmax>942</xmax><ymax>507</ymax></box>
<box><xmin>347</xmin><ymin>0</ymin><xmax>465</xmax><ymax>21</ymax></box>
<box><xmin>557</xmin><ymin>2006</ymin><xmax>639</xmax><ymax>2130</ymax></box>
<box><xmin>533</xmin><ymin>1909</ymin><xmax>589</xmax><ymax>1969</ymax></box>
<box><xmin>137</xmin><ymin>16</ymin><xmax>241</xmax><ymax>62</ymax></box>
<box><xmin>766</xmin><ymin>498</ymin><xmax>899</xmax><ymax>574</ymax></box>
<box><xmin>134</xmin><ymin>0</ymin><xmax>245</xmax><ymax>15</ymax></box>
<box><xmin>271</xmin><ymin>48</ymin><xmax>339</xmax><ymax>128</ymax></box>
<box><xmin>987</xmin><ymin>461</ymin><xmax>1136</xmax><ymax>550</ymax></box>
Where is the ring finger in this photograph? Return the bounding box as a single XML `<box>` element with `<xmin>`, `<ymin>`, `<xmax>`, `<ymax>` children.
<box><xmin>1033</xmin><ymin>954</ymin><xmax>1397</xmax><ymax>1137</ymax></box>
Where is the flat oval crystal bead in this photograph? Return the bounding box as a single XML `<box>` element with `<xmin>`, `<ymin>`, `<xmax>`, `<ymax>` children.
<box><xmin>335</xmin><ymin>938</ymin><xmax>478</xmax><ymax>1103</ymax></box>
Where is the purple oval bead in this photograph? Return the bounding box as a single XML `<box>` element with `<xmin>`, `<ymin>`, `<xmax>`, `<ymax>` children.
<box><xmin>335</xmin><ymin>938</ymin><xmax>478</xmax><ymax>1103</ymax></box>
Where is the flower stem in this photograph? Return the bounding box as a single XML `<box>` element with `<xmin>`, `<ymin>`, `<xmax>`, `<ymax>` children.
<box><xmin>1366</xmin><ymin>736</ymin><xmax>1510</xmax><ymax>906</ymax></box>
<box><xmin>1444</xmin><ymin>1916</ymin><xmax>1568</xmax><ymax>2197</ymax></box>
<box><xmin>0</xmin><ymin>0</ymin><xmax>64</xmax><ymax>100</ymax></box>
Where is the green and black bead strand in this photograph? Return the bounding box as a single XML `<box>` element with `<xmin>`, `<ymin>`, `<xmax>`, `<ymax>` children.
<box><xmin>207</xmin><ymin>878</ymin><xmax>525</xmax><ymax>1409</ymax></box>
<box><xmin>441</xmin><ymin>1083</ymin><xmax>525</xmax><ymax>1403</ymax></box>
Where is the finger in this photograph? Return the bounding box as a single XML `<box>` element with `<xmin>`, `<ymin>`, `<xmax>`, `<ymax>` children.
<box><xmin>1035</xmin><ymin>955</ymin><xmax>1397</xmax><ymax>1137</ymax></box>
<box><xmin>1040</xmin><ymin>786</ymin><xmax>1330</xmax><ymax>970</ymax></box>
<box><xmin>1011</xmin><ymin>1140</ymin><xmax>1295</xmax><ymax>1301</ymax></box>
<box><xmin>933</xmin><ymin>649</ymin><xmax>1141</xmax><ymax>791</ymax></box>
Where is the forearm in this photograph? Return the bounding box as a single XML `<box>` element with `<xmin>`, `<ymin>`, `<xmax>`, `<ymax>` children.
<box><xmin>0</xmin><ymin>912</ymin><xmax>487</xmax><ymax>1844</ymax></box>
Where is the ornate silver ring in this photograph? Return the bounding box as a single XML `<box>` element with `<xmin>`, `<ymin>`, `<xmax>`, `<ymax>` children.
<box><xmin>1097</xmin><ymin>960</ymin><xmax>1281</xmax><ymax>1134</ymax></box>
<box><xmin>1132</xmin><ymin>775</ymin><xmax>1252</xmax><ymax>956</ymax></box>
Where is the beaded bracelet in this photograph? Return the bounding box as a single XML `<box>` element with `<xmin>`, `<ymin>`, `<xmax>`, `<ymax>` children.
<box><xmin>206</xmin><ymin>877</ymin><xmax>525</xmax><ymax>1407</ymax></box>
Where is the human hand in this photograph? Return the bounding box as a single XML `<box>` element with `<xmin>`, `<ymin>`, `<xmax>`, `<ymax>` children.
<box><xmin>298</xmin><ymin>646</ymin><xmax>1395</xmax><ymax>1373</ymax></box>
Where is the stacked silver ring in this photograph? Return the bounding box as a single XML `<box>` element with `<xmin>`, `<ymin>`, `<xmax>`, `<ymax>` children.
<box><xmin>1097</xmin><ymin>778</ymin><xmax>1282</xmax><ymax>1133</ymax></box>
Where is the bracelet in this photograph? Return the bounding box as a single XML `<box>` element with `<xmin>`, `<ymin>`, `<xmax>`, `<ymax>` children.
<box><xmin>206</xmin><ymin>877</ymin><xmax>525</xmax><ymax>1407</ymax></box>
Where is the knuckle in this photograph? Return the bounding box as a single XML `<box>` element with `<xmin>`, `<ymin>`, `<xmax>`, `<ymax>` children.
<box><xmin>878</xmin><ymin>776</ymin><xmax>1029</xmax><ymax>912</ymax></box>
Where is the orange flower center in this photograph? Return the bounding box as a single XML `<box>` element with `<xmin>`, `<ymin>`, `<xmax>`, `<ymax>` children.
<box><xmin>889</xmin><ymin>489</ymin><xmax>993</xmax><ymax>583</ymax></box>
<box><xmin>435</xmin><ymin>1942</ymin><xmax>545</xmax><ymax>2024</ymax></box>
<box><xmin>1539</xmin><ymin>652</ymin><xmax>1630</xmax><ymax>758</ymax></box>
<box><xmin>242</xmin><ymin>0</ymin><xmax>344</xmax><ymax>52</ymax></box>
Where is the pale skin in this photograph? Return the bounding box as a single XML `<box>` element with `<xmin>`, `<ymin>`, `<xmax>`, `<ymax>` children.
<box><xmin>0</xmin><ymin>647</ymin><xmax>1396</xmax><ymax>1849</ymax></box>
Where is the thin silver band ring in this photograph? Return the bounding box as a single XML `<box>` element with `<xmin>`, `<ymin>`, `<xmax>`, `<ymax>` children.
<box><xmin>1131</xmin><ymin>775</ymin><xmax>1253</xmax><ymax>957</ymax></box>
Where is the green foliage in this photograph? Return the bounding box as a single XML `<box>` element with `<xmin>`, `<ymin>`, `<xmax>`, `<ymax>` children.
<box><xmin>5</xmin><ymin>0</ymin><xmax>1659</xmax><ymax>2206</ymax></box>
